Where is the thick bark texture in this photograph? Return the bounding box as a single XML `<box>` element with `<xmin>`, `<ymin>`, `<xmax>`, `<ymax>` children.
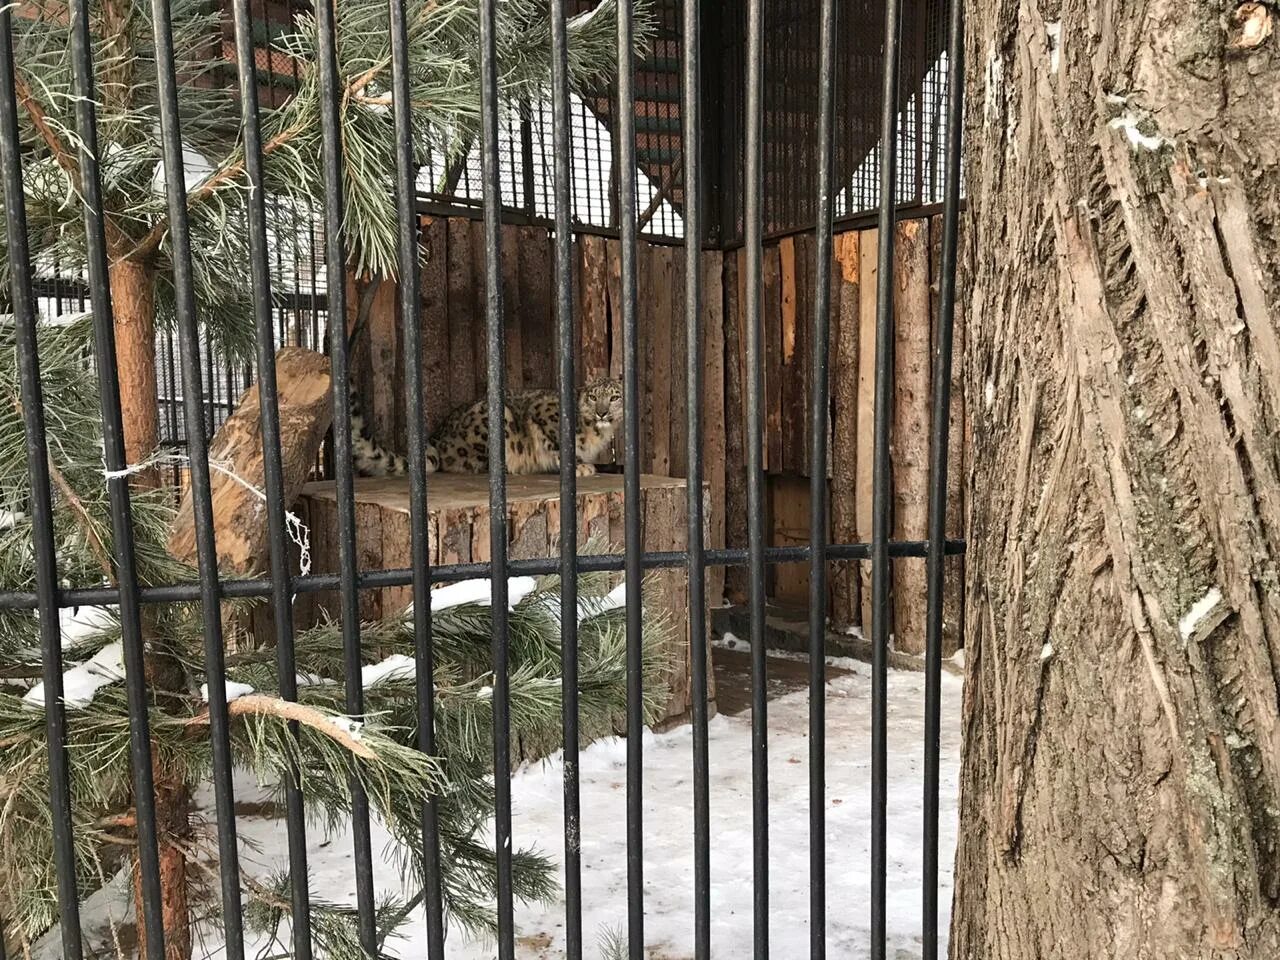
<box><xmin>108</xmin><ymin>257</ymin><xmax>159</xmax><ymax>469</ymax></box>
<box><xmin>953</xmin><ymin>0</ymin><xmax>1280</xmax><ymax>957</ymax></box>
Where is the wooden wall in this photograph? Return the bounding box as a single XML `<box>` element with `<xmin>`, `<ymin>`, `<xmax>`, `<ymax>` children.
<box><xmin>349</xmin><ymin>212</ymin><xmax>964</xmax><ymax>655</ymax></box>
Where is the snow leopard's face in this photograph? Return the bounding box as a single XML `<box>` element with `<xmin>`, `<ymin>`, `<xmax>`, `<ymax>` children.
<box><xmin>578</xmin><ymin>377</ymin><xmax>623</xmax><ymax>433</ymax></box>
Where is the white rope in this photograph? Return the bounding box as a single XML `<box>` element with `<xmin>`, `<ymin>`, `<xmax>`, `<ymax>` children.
<box><xmin>102</xmin><ymin>452</ymin><xmax>312</xmax><ymax>578</ymax></box>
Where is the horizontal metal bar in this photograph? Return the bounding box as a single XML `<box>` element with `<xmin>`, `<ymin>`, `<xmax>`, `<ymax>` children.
<box><xmin>0</xmin><ymin>540</ymin><xmax>967</xmax><ymax>610</ymax></box>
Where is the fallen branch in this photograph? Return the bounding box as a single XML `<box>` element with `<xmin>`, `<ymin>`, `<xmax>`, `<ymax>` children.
<box><xmin>187</xmin><ymin>694</ymin><xmax>376</xmax><ymax>760</ymax></box>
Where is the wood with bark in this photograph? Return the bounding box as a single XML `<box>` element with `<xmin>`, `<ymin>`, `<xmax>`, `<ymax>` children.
<box><xmin>953</xmin><ymin>0</ymin><xmax>1280</xmax><ymax>954</ymax></box>
<box><xmin>109</xmin><ymin>258</ymin><xmax>159</xmax><ymax>472</ymax></box>
<box><xmin>892</xmin><ymin>219</ymin><xmax>932</xmax><ymax>655</ymax></box>
<box><xmin>166</xmin><ymin>347</ymin><xmax>333</xmax><ymax>575</ymax></box>
<box><xmin>831</xmin><ymin>230</ymin><xmax>862</xmax><ymax>628</ymax></box>
<box><xmin>296</xmin><ymin>473</ymin><xmax>714</xmax><ymax>724</ymax></box>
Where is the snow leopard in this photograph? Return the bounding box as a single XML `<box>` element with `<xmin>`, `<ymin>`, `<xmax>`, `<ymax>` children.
<box><xmin>350</xmin><ymin>377</ymin><xmax>623</xmax><ymax>478</ymax></box>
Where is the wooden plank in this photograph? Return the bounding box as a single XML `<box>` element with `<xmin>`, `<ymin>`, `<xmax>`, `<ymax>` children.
<box><xmin>669</xmin><ymin>245</ymin><xmax>688</xmax><ymax>479</ymax></box>
<box><xmin>762</xmin><ymin>242</ymin><xmax>783</xmax><ymax>473</ymax></box>
<box><xmin>520</xmin><ymin>225</ymin><xmax>555</xmax><ymax>390</ymax></box>
<box><xmin>501</xmin><ymin>222</ymin><xmax>524</xmax><ymax>391</ymax></box>
<box><xmin>379</xmin><ymin>507</ymin><xmax>413</xmax><ymax>618</ymax></box>
<box><xmin>722</xmin><ymin>251</ymin><xmax>748</xmax><ymax>604</ymax></box>
<box><xmin>578</xmin><ymin>234</ymin><xmax>611</xmax><ymax>382</ymax></box>
<box><xmin>419</xmin><ymin>216</ymin><xmax>452</xmax><ymax>431</ymax></box>
<box><xmin>795</xmin><ymin>233</ymin><xmax>814</xmax><ymax>477</ymax></box>
<box><xmin>779</xmin><ymin>236</ymin><xmax>803</xmax><ymax>473</ymax></box>
<box><xmin>607</xmin><ymin>239</ymin><xmax>624</xmax><ymax>380</ymax></box>
<box><xmin>891</xmin><ymin>218</ymin><xmax>932</xmax><ymax>655</ymax></box>
<box><xmin>830</xmin><ymin>230</ymin><xmax>862</xmax><ymax>628</ymax></box>
<box><xmin>446</xmin><ymin>218</ymin><xmax>477</xmax><ymax>409</ymax></box>
<box><xmin>855</xmin><ymin>228</ymin><xmax>879</xmax><ymax>631</ymax></box>
<box><xmin>354</xmin><ymin>500</ymin><xmax>384</xmax><ymax>622</ymax></box>
<box><xmin>702</xmin><ymin>251</ymin><xmax>727</xmax><ymax>605</ymax></box>
<box><xmin>931</xmin><ymin>215</ymin><xmax>966</xmax><ymax>656</ymax></box>
<box><xmin>468</xmin><ymin>219</ymin><xmax>488</xmax><ymax>399</ymax></box>
<box><xmin>769</xmin><ymin>474</ymin><xmax>811</xmax><ymax>607</ymax></box>
<box><xmin>650</xmin><ymin>243</ymin><xmax>673</xmax><ymax>476</ymax></box>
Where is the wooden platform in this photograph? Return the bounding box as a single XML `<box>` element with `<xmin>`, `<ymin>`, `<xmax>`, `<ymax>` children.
<box><xmin>295</xmin><ymin>472</ymin><xmax>714</xmax><ymax>724</ymax></box>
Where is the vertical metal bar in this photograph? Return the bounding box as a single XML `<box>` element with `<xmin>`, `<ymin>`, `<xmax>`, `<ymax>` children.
<box><xmin>871</xmin><ymin>0</ymin><xmax>904</xmax><ymax>952</ymax></box>
<box><xmin>615</xmin><ymin>1</ymin><xmax>645</xmax><ymax>955</ymax></box>
<box><xmin>309</xmin><ymin>0</ymin><xmax>379</xmax><ymax>949</ymax></box>
<box><xmin>477</xmin><ymin>2</ymin><xmax>515</xmax><ymax>956</ymax></box>
<box><xmin>548</xmin><ymin>1</ymin><xmax>583</xmax><ymax>956</ymax></box>
<box><xmin>682</xmin><ymin>0</ymin><xmax>711</xmax><ymax>955</ymax></box>
<box><xmin>65</xmin><ymin>1</ymin><xmax>168</xmax><ymax>956</ymax></box>
<box><xmin>744</xmin><ymin>0</ymin><xmax>769</xmax><ymax>954</ymax></box>
<box><xmin>386</xmin><ymin>0</ymin><xmax>446</xmax><ymax>953</ymax></box>
<box><xmin>809</xmin><ymin>0</ymin><xmax>838</xmax><ymax>954</ymax></box>
<box><xmin>520</xmin><ymin>99</ymin><xmax>538</xmax><ymax>216</ymax></box>
<box><xmin>228</xmin><ymin>4</ymin><xmax>313</xmax><ymax>955</ymax></box>
<box><xmin>146</xmin><ymin>0</ymin><xmax>246</xmax><ymax>953</ymax></box>
<box><xmin>923</xmin><ymin>3</ymin><xmax>964</xmax><ymax>957</ymax></box>
<box><xmin>0</xmin><ymin>16</ymin><xmax>83</xmax><ymax>959</ymax></box>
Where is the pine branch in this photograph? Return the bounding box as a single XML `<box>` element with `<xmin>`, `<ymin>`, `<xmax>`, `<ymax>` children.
<box><xmin>12</xmin><ymin>72</ymin><xmax>79</xmax><ymax>181</ymax></box>
<box><xmin>44</xmin><ymin>450</ymin><xmax>114</xmax><ymax>581</ymax></box>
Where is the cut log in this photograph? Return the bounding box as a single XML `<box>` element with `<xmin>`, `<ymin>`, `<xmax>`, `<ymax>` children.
<box><xmin>297</xmin><ymin>473</ymin><xmax>714</xmax><ymax>726</ymax></box>
<box><xmin>167</xmin><ymin>347</ymin><xmax>333</xmax><ymax>577</ymax></box>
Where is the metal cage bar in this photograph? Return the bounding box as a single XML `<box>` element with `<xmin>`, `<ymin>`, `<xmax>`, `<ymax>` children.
<box><xmin>923</xmin><ymin>2</ymin><xmax>966</xmax><ymax>958</ymax></box>
<box><xmin>682</xmin><ymin>0</ymin><xmax>712</xmax><ymax>956</ymax></box>
<box><xmin>549</xmin><ymin>1</ymin><xmax>585</xmax><ymax>957</ymax></box>
<box><xmin>743</xmin><ymin>0</ymin><xmax>770</xmax><ymax>954</ymax></box>
<box><xmin>0</xmin><ymin>13</ymin><xmax>85</xmax><ymax>959</ymax></box>
<box><xmin>809</xmin><ymin>0</ymin><xmax>839</xmax><ymax>954</ymax></box>
<box><xmin>871</xmin><ymin>0</ymin><xmax>906</xmax><ymax>955</ymax></box>
<box><xmin>615</xmin><ymin>2</ymin><xmax>647</xmax><ymax>957</ymax></box>
<box><xmin>147</xmin><ymin>0</ymin><xmax>247</xmax><ymax>953</ymax></box>
<box><xmin>312</xmin><ymin>0</ymin><xmax>380</xmax><ymax>948</ymax></box>
<box><xmin>387</xmin><ymin>0</ymin><xmax>447</xmax><ymax>952</ymax></box>
<box><xmin>66</xmin><ymin>0</ymin><xmax>169</xmax><ymax>956</ymax></box>
<box><xmin>229</xmin><ymin>2</ymin><xmax>314</xmax><ymax>954</ymax></box>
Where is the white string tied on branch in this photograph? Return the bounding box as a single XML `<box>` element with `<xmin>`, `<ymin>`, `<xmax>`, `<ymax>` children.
<box><xmin>100</xmin><ymin>451</ymin><xmax>312</xmax><ymax>578</ymax></box>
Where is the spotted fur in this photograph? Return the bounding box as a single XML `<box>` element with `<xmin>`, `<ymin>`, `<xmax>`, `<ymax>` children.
<box><xmin>350</xmin><ymin>378</ymin><xmax>623</xmax><ymax>478</ymax></box>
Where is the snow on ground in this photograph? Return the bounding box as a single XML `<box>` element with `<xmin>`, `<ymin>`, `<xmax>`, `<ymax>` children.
<box><xmin>201</xmin><ymin>655</ymin><xmax>962</xmax><ymax>960</ymax></box>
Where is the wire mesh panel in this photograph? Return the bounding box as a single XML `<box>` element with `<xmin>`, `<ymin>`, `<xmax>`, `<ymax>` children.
<box><xmin>0</xmin><ymin>2</ymin><xmax>965</xmax><ymax>960</ymax></box>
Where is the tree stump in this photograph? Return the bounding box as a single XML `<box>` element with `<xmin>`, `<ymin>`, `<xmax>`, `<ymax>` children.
<box><xmin>295</xmin><ymin>473</ymin><xmax>715</xmax><ymax>727</ymax></box>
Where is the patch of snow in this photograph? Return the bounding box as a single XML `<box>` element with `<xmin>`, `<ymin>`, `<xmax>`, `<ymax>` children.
<box><xmin>950</xmin><ymin>648</ymin><xmax>965</xmax><ymax>669</ymax></box>
<box><xmin>58</xmin><ymin>605</ymin><xmax>117</xmax><ymax>646</ymax></box>
<box><xmin>23</xmin><ymin>640</ymin><xmax>126</xmax><ymax>709</ymax></box>
<box><xmin>476</xmin><ymin>685</ymin><xmax>493</xmax><ymax>700</ymax></box>
<box><xmin>196</xmin><ymin>662</ymin><xmax>963</xmax><ymax>959</ymax></box>
<box><xmin>0</xmin><ymin>508</ymin><xmax>26</xmax><ymax>529</ymax></box>
<box><xmin>201</xmin><ymin>680</ymin><xmax>255</xmax><ymax>703</ymax></box>
<box><xmin>1179</xmin><ymin>587</ymin><xmax>1224</xmax><ymax>640</ymax></box>
<box><xmin>1109</xmin><ymin>114</ymin><xmax>1172</xmax><ymax>152</ymax></box>
<box><xmin>984</xmin><ymin>379</ymin><xmax>995</xmax><ymax>408</ymax></box>
<box><xmin>405</xmin><ymin>576</ymin><xmax>540</xmax><ymax>617</ymax></box>
<box><xmin>329</xmin><ymin>715</ymin><xmax>365</xmax><ymax>742</ymax></box>
<box><xmin>1040</xmin><ymin>642</ymin><xmax>1054</xmax><ymax>661</ymax></box>
<box><xmin>361</xmin><ymin>654</ymin><xmax>416</xmax><ymax>688</ymax></box>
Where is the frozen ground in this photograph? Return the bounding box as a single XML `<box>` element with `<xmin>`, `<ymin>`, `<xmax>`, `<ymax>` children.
<box><xmin>219</xmin><ymin>650</ymin><xmax>960</xmax><ymax>960</ymax></box>
<box><xmin>43</xmin><ymin>650</ymin><xmax>962</xmax><ymax>960</ymax></box>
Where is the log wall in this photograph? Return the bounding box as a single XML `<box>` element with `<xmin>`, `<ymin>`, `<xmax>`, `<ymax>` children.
<box><xmin>350</xmin><ymin>213</ymin><xmax>965</xmax><ymax>655</ymax></box>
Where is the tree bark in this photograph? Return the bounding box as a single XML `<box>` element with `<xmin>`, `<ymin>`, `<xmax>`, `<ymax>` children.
<box><xmin>953</xmin><ymin>0</ymin><xmax>1280</xmax><ymax>957</ymax></box>
<box><xmin>108</xmin><ymin>257</ymin><xmax>159</xmax><ymax>470</ymax></box>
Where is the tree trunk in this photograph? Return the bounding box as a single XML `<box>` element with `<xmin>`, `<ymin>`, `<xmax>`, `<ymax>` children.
<box><xmin>952</xmin><ymin>0</ymin><xmax>1280</xmax><ymax>957</ymax></box>
<box><xmin>109</xmin><ymin>256</ymin><xmax>190</xmax><ymax>957</ymax></box>
<box><xmin>108</xmin><ymin>257</ymin><xmax>159</xmax><ymax>470</ymax></box>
